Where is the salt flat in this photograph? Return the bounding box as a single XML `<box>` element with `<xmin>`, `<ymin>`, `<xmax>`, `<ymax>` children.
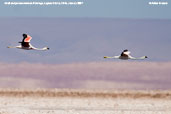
<box><xmin>0</xmin><ymin>89</ymin><xmax>171</xmax><ymax>114</ymax></box>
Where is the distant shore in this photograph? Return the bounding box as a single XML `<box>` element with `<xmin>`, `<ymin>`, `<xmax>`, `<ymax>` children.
<box><xmin>0</xmin><ymin>89</ymin><xmax>171</xmax><ymax>99</ymax></box>
<box><xmin>0</xmin><ymin>89</ymin><xmax>171</xmax><ymax>114</ymax></box>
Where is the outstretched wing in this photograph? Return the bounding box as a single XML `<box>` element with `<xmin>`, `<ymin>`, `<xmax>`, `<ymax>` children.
<box><xmin>121</xmin><ymin>49</ymin><xmax>131</xmax><ymax>57</ymax></box>
<box><xmin>19</xmin><ymin>34</ymin><xmax>32</xmax><ymax>47</ymax></box>
<box><xmin>22</xmin><ymin>34</ymin><xmax>32</xmax><ymax>42</ymax></box>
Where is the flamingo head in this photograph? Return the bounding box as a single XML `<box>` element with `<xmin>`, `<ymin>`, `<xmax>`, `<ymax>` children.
<box><xmin>43</xmin><ymin>47</ymin><xmax>50</xmax><ymax>50</ymax></box>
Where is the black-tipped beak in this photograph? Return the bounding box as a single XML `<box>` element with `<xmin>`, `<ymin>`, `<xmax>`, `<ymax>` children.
<box><xmin>47</xmin><ymin>47</ymin><xmax>50</xmax><ymax>50</ymax></box>
<box><xmin>145</xmin><ymin>56</ymin><xmax>148</xmax><ymax>58</ymax></box>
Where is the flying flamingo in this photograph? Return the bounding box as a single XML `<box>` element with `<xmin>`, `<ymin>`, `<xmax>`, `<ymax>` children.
<box><xmin>104</xmin><ymin>49</ymin><xmax>147</xmax><ymax>60</ymax></box>
<box><xmin>7</xmin><ymin>34</ymin><xmax>49</xmax><ymax>51</ymax></box>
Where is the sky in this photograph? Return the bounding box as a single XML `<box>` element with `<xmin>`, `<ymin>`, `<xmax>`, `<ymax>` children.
<box><xmin>0</xmin><ymin>18</ymin><xmax>171</xmax><ymax>64</ymax></box>
<box><xmin>0</xmin><ymin>18</ymin><xmax>171</xmax><ymax>90</ymax></box>
<box><xmin>0</xmin><ymin>0</ymin><xmax>171</xmax><ymax>89</ymax></box>
<box><xmin>0</xmin><ymin>0</ymin><xmax>170</xmax><ymax>19</ymax></box>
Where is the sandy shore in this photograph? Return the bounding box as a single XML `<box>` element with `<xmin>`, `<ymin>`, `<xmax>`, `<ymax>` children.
<box><xmin>0</xmin><ymin>89</ymin><xmax>171</xmax><ymax>114</ymax></box>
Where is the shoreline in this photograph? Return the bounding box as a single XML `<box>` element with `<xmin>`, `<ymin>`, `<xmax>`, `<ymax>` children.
<box><xmin>0</xmin><ymin>88</ymin><xmax>171</xmax><ymax>99</ymax></box>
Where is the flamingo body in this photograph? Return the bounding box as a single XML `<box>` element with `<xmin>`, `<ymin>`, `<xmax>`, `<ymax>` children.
<box><xmin>104</xmin><ymin>49</ymin><xmax>147</xmax><ymax>60</ymax></box>
<box><xmin>8</xmin><ymin>34</ymin><xmax>49</xmax><ymax>51</ymax></box>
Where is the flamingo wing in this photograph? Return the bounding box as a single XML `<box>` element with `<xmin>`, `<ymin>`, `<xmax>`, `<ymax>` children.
<box><xmin>19</xmin><ymin>34</ymin><xmax>32</xmax><ymax>47</ymax></box>
<box><xmin>24</xmin><ymin>35</ymin><xmax>32</xmax><ymax>42</ymax></box>
<box><xmin>121</xmin><ymin>49</ymin><xmax>131</xmax><ymax>57</ymax></box>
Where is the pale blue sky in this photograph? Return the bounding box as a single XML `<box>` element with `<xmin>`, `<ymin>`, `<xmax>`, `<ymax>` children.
<box><xmin>0</xmin><ymin>18</ymin><xmax>171</xmax><ymax>64</ymax></box>
<box><xmin>0</xmin><ymin>0</ymin><xmax>170</xmax><ymax>63</ymax></box>
<box><xmin>0</xmin><ymin>1</ymin><xmax>171</xmax><ymax>89</ymax></box>
<box><xmin>0</xmin><ymin>0</ymin><xmax>170</xmax><ymax>19</ymax></box>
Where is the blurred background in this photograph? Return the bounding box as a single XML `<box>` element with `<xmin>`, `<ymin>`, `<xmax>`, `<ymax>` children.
<box><xmin>0</xmin><ymin>0</ymin><xmax>170</xmax><ymax>90</ymax></box>
<box><xmin>0</xmin><ymin>18</ymin><xmax>170</xmax><ymax>89</ymax></box>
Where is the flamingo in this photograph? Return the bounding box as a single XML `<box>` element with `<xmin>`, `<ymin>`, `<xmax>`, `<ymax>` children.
<box><xmin>7</xmin><ymin>34</ymin><xmax>49</xmax><ymax>51</ymax></box>
<box><xmin>104</xmin><ymin>49</ymin><xmax>147</xmax><ymax>60</ymax></box>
